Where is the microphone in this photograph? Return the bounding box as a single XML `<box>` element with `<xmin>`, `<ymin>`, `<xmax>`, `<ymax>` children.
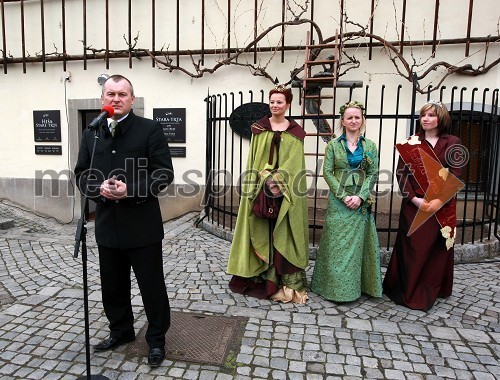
<box><xmin>88</xmin><ymin>105</ymin><xmax>115</xmax><ymax>130</ymax></box>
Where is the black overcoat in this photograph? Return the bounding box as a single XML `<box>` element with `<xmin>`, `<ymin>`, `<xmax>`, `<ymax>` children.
<box><xmin>75</xmin><ymin>110</ymin><xmax>174</xmax><ymax>249</ymax></box>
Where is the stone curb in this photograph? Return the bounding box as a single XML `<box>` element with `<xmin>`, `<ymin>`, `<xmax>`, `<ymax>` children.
<box><xmin>198</xmin><ymin>213</ymin><xmax>500</xmax><ymax>266</ymax></box>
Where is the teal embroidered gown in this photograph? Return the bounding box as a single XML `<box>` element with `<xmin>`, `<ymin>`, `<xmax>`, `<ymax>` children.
<box><xmin>310</xmin><ymin>135</ymin><xmax>383</xmax><ymax>302</ymax></box>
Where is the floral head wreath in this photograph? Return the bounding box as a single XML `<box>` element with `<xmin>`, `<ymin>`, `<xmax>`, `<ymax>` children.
<box><xmin>339</xmin><ymin>100</ymin><xmax>365</xmax><ymax>117</ymax></box>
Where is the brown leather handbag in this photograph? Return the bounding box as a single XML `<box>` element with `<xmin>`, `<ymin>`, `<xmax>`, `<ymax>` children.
<box><xmin>252</xmin><ymin>187</ymin><xmax>281</xmax><ymax>219</ymax></box>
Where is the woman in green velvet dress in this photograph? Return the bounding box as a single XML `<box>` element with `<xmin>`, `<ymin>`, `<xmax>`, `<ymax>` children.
<box><xmin>310</xmin><ymin>101</ymin><xmax>382</xmax><ymax>302</ymax></box>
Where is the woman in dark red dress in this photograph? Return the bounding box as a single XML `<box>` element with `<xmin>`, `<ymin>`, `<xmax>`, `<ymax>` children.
<box><xmin>383</xmin><ymin>101</ymin><xmax>463</xmax><ymax>311</ymax></box>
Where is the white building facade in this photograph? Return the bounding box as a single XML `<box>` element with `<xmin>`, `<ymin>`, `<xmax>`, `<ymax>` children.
<box><xmin>0</xmin><ymin>0</ymin><xmax>498</xmax><ymax>227</ymax></box>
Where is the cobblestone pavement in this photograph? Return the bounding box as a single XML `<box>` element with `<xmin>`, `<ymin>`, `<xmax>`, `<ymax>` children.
<box><xmin>0</xmin><ymin>201</ymin><xmax>499</xmax><ymax>379</ymax></box>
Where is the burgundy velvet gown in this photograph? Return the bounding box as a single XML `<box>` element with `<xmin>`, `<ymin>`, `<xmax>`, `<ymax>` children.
<box><xmin>383</xmin><ymin>133</ymin><xmax>462</xmax><ymax>311</ymax></box>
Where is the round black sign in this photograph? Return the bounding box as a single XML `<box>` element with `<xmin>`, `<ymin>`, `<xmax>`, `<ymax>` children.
<box><xmin>229</xmin><ymin>102</ymin><xmax>270</xmax><ymax>139</ymax></box>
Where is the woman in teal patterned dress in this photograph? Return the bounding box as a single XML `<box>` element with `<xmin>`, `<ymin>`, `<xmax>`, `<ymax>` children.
<box><xmin>310</xmin><ymin>101</ymin><xmax>382</xmax><ymax>302</ymax></box>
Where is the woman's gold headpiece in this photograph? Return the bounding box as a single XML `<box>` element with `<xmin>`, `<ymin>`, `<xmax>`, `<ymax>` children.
<box><xmin>274</xmin><ymin>83</ymin><xmax>288</xmax><ymax>92</ymax></box>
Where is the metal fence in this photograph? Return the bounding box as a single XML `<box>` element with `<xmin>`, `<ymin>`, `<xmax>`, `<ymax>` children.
<box><xmin>203</xmin><ymin>83</ymin><xmax>500</xmax><ymax>247</ymax></box>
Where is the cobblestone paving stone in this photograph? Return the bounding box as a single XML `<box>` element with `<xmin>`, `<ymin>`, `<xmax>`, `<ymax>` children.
<box><xmin>0</xmin><ymin>201</ymin><xmax>499</xmax><ymax>379</ymax></box>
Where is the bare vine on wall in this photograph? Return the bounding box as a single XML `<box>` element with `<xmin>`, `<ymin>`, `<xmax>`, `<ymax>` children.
<box><xmin>1</xmin><ymin>1</ymin><xmax>498</xmax><ymax>93</ymax></box>
<box><xmin>110</xmin><ymin>0</ymin><xmax>497</xmax><ymax>94</ymax></box>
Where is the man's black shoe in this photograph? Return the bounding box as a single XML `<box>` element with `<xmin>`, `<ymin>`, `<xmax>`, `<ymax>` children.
<box><xmin>93</xmin><ymin>336</ymin><xmax>135</xmax><ymax>352</ymax></box>
<box><xmin>148</xmin><ymin>347</ymin><xmax>165</xmax><ymax>367</ymax></box>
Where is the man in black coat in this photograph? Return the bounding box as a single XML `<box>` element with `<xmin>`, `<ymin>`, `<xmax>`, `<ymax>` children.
<box><xmin>75</xmin><ymin>74</ymin><xmax>173</xmax><ymax>367</ymax></box>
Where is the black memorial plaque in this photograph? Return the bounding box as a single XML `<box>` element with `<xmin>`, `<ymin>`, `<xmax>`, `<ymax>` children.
<box><xmin>35</xmin><ymin>145</ymin><xmax>62</xmax><ymax>155</ymax></box>
<box><xmin>169</xmin><ymin>146</ymin><xmax>186</xmax><ymax>158</ymax></box>
<box><xmin>33</xmin><ymin>110</ymin><xmax>61</xmax><ymax>142</ymax></box>
<box><xmin>154</xmin><ymin>108</ymin><xmax>186</xmax><ymax>143</ymax></box>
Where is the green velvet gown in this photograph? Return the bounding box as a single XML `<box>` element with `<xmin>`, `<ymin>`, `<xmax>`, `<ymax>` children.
<box><xmin>310</xmin><ymin>136</ymin><xmax>382</xmax><ymax>302</ymax></box>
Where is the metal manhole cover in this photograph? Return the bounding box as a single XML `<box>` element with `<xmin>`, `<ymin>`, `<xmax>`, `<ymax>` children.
<box><xmin>126</xmin><ymin>311</ymin><xmax>248</xmax><ymax>366</ymax></box>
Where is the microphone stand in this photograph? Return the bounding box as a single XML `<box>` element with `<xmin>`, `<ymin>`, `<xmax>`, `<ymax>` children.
<box><xmin>74</xmin><ymin>125</ymin><xmax>109</xmax><ymax>380</ymax></box>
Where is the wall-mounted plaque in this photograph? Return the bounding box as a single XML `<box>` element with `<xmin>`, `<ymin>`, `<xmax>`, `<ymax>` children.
<box><xmin>154</xmin><ymin>108</ymin><xmax>186</xmax><ymax>143</ymax></box>
<box><xmin>169</xmin><ymin>146</ymin><xmax>186</xmax><ymax>158</ymax></box>
<box><xmin>35</xmin><ymin>145</ymin><xmax>62</xmax><ymax>155</ymax></box>
<box><xmin>33</xmin><ymin>110</ymin><xmax>61</xmax><ymax>142</ymax></box>
<box><xmin>229</xmin><ymin>102</ymin><xmax>270</xmax><ymax>139</ymax></box>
